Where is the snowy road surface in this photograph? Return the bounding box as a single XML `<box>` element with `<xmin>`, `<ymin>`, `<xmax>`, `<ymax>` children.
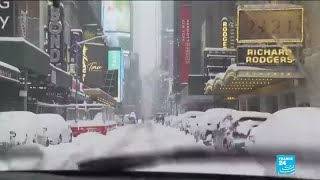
<box><xmin>38</xmin><ymin>122</ymin><xmax>266</xmax><ymax>176</ymax></box>
<box><xmin>2</xmin><ymin>122</ymin><xmax>319</xmax><ymax>178</ymax></box>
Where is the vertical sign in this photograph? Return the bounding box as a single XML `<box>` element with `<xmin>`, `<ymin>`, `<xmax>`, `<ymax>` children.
<box><xmin>179</xmin><ymin>5</ymin><xmax>191</xmax><ymax>83</ymax></box>
<box><xmin>107</xmin><ymin>48</ymin><xmax>122</xmax><ymax>102</ymax></box>
<box><xmin>108</xmin><ymin>50</ymin><xmax>121</xmax><ymax>70</ymax></box>
<box><xmin>70</xmin><ymin>29</ymin><xmax>83</xmax><ymax>77</ymax></box>
<box><xmin>0</xmin><ymin>0</ymin><xmax>14</xmax><ymax>37</ymax></box>
<box><xmin>48</xmin><ymin>2</ymin><xmax>65</xmax><ymax>69</ymax></box>
<box><xmin>120</xmin><ymin>50</ymin><xmax>124</xmax><ymax>102</ymax></box>
<box><xmin>221</xmin><ymin>17</ymin><xmax>228</xmax><ymax>49</ymax></box>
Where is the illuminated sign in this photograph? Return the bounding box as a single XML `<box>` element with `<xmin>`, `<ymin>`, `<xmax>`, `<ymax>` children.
<box><xmin>237</xmin><ymin>46</ymin><xmax>297</xmax><ymax>66</ymax></box>
<box><xmin>237</xmin><ymin>7</ymin><xmax>303</xmax><ymax>43</ymax></box>
<box><xmin>48</xmin><ymin>2</ymin><xmax>65</xmax><ymax>65</ymax></box>
<box><xmin>102</xmin><ymin>1</ymin><xmax>131</xmax><ymax>50</ymax></box>
<box><xmin>82</xmin><ymin>45</ymin><xmax>88</xmax><ymax>81</ymax></box>
<box><xmin>82</xmin><ymin>43</ymin><xmax>106</xmax><ymax>87</ymax></box>
<box><xmin>108</xmin><ymin>50</ymin><xmax>121</xmax><ymax>70</ymax></box>
<box><xmin>221</xmin><ymin>17</ymin><xmax>228</xmax><ymax>49</ymax></box>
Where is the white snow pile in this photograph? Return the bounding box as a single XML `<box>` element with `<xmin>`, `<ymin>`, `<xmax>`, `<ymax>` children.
<box><xmin>227</xmin><ymin>64</ymin><xmax>269</xmax><ymax>72</ymax></box>
<box><xmin>236</xmin><ymin>120</ymin><xmax>264</xmax><ymax>135</ymax></box>
<box><xmin>250</xmin><ymin>107</ymin><xmax>320</xmax><ymax>156</ymax></box>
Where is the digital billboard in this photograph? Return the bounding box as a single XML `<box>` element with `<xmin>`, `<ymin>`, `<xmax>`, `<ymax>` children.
<box><xmin>82</xmin><ymin>43</ymin><xmax>107</xmax><ymax>87</ymax></box>
<box><xmin>102</xmin><ymin>1</ymin><xmax>131</xmax><ymax>50</ymax></box>
<box><xmin>108</xmin><ymin>50</ymin><xmax>121</xmax><ymax>70</ymax></box>
<box><xmin>107</xmin><ymin>47</ymin><xmax>124</xmax><ymax>102</ymax></box>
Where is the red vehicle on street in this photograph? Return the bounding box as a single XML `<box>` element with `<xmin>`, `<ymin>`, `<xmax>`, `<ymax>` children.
<box><xmin>36</xmin><ymin>103</ymin><xmax>117</xmax><ymax>137</ymax></box>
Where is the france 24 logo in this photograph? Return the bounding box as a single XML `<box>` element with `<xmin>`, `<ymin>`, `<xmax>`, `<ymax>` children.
<box><xmin>276</xmin><ymin>155</ymin><xmax>296</xmax><ymax>174</ymax></box>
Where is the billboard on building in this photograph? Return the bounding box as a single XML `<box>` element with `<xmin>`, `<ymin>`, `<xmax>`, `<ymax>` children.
<box><xmin>107</xmin><ymin>47</ymin><xmax>123</xmax><ymax>102</ymax></box>
<box><xmin>237</xmin><ymin>7</ymin><xmax>303</xmax><ymax>43</ymax></box>
<box><xmin>102</xmin><ymin>1</ymin><xmax>131</xmax><ymax>50</ymax></box>
<box><xmin>48</xmin><ymin>2</ymin><xmax>65</xmax><ymax>69</ymax></box>
<box><xmin>179</xmin><ymin>5</ymin><xmax>191</xmax><ymax>83</ymax></box>
<box><xmin>0</xmin><ymin>0</ymin><xmax>14</xmax><ymax>37</ymax></box>
<box><xmin>82</xmin><ymin>43</ymin><xmax>107</xmax><ymax>87</ymax></box>
<box><xmin>237</xmin><ymin>46</ymin><xmax>297</xmax><ymax>66</ymax></box>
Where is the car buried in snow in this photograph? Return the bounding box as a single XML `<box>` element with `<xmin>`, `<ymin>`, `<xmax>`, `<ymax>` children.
<box><xmin>37</xmin><ymin>113</ymin><xmax>73</xmax><ymax>145</ymax></box>
<box><xmin>0</xmin><ymin>111</ymin><xmax>49</xmax><ymax>151</ymax></box>
<box><xmin>213</xmin><ymin>111</ymin><xmax>271</xmax><ymax>152</ymax></box>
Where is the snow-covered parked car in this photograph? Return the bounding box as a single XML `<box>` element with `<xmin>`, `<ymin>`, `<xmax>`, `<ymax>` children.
<box><xmin>245</xmin><ymin>107</ymin><xmax>320</xmax><ymax>156</ymax></box>
<box><xmin>181</xmin><ymin>111</ymin><xmax>205</xmax><ymax>134</ymax></box>
<box><xmin>224</xmin><ymin>115</ymin><xmax>269</xmax><ymax>153</ymax></box>
<box><xmin>214</xmin><ymin>111</ymin><xmax>271</xmax><ymax>152</ymax></box>
<box><xmin>198</xmin><ymin>108</ymin><xmax>234</xmax><ymax>145</ymax></box>
<box><xmin>0</xmin><ymin>111</ymin><xmax>49</xmax><ymax>150</ymax></box>
<box><xmin>37</xmin><ymin>114</ymin><xmax>73</xmax><ymax>145</ymax></box>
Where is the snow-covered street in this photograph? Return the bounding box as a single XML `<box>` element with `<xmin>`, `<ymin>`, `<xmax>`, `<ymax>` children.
<box><xmin>2</xmin><ymin>121</ymin><xmax>320</xmax><ymax>179</ymax></box>
<box><xmin>35</xmin><ymin>122</ymin><xmax>266</xmax><ymax>176</ymax></box>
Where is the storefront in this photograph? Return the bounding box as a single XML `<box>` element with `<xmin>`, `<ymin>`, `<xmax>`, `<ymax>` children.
<box><xmin>0</xmin><ymin>61</ymin><xmax>21</xmax><ymax>111</ymax></box>
<box><xmin>204</xmin><ymin>4</ymin><xmax>305</xmax><ymax>113</ymax></box>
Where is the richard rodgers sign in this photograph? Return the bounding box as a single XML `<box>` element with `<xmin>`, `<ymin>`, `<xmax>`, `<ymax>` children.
<box><xmin>237</xmin><ymin>46</ymin><xmax>297</xmax><ymax>66</ymax></box>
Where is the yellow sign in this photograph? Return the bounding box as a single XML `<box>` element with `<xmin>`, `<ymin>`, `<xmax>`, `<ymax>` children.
<box><xmin>87</xmin><ymin>62</ymin><xmax>103</xmax><ymax>72</ymax></box>
<box><xmin>222</xmin><ymin>18</ymin><xmax>228</xmax><ymax>48</ymax></box>
<box><xmin>82</xmin><ymin>45</ymin><xmax>88</xmax><ymax>81</ymax></box>
<box><xmin>237</xmin><ymin>7</ymin><xmax>303</xmax><ymax>43</ymax></box>
<box><xmin>237</xmin><ymin>46</ymin><xmax>296</xmax><ymax>65</ymax></box>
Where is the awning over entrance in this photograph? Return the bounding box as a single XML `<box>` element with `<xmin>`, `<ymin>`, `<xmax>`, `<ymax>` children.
<box><xmin>50</xmin><ymin>64</ymin><xmax>72</xmax><ymax>89</ymax></box>
<box><xmin>0</xmin><ymin>37</ymin><xmax>50</xmax><ymax>76</ymax></box>
<box><xmin>0</xmin><ymin>61</ymin><xmax>20</xmax><ymax>83</ymax></box>
<box><xmin>204</xmin><ymin>64</ymin><xmax>304</xmax><ymax>95</ymax></box>
<box><xmin>83</xmin><ymin>88</ymin><xmax>118</xmax><ymax>107</ymax></box>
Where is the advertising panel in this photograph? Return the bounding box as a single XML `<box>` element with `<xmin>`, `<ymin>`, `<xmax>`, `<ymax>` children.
<box><xmin>179</xmin><ymin>5</ymin><xmax>191</xmax><ymax>83</ymax></box>
<box><xmin>221</xmin><ymin>17</ymin><xmax>236</xmax><ymax>49</ymax></box>
<box><xmin>107</xmin><ymin>47</ymin><xmax>123</xmax><ymax>102</ymax></box>
<box><xmin>108</xmin><ymin>49</ymin><xmax>121</xmax><ymax>70</ymax></box>
<box><xmin>0</xmin><ymin>0</ymin><xmax>14</xmax><ymax>37</ymax></box>
<box><xmin>82</xmin><ymin>43</ymin><xmax>106</xmax><ymax>87</ymax></box>
<box><xmin>70</xmin><ymin>29</ymin><xmax>83</xmax><ymax>77</ymax></box>
<box><xmin>237</xmin><ymin>8</ymin><xmax>303</xmax><ymax>43</ymax></box>
<box><xmin>48</xmin><ymin>2</ymin><xmax>65</xmax><ymax>68</ymax></box>
<box><xmin>102</xmin><ymin>1</ymin><xmax>131</xmax><ymax>50</ymax></box>
<box><xmin>237</xmin><ymin>46</ymin><xmax>297</xmax><ymax>66</ymax></box>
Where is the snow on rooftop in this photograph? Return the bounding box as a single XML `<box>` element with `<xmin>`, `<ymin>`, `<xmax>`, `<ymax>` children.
<box><xmin>50</xmin><ymin>64</ymin><xmax>71</xmax><ymax>75</ymax></box>
<box><xmin>0</xmin><ymin>61</ymin><xmax>20</xmax><ymax>73</ymax></box>
<box><xmin>227</xmin><ymin>64</ymin><xmax>269</xmax><ymax>72</ymax></box>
